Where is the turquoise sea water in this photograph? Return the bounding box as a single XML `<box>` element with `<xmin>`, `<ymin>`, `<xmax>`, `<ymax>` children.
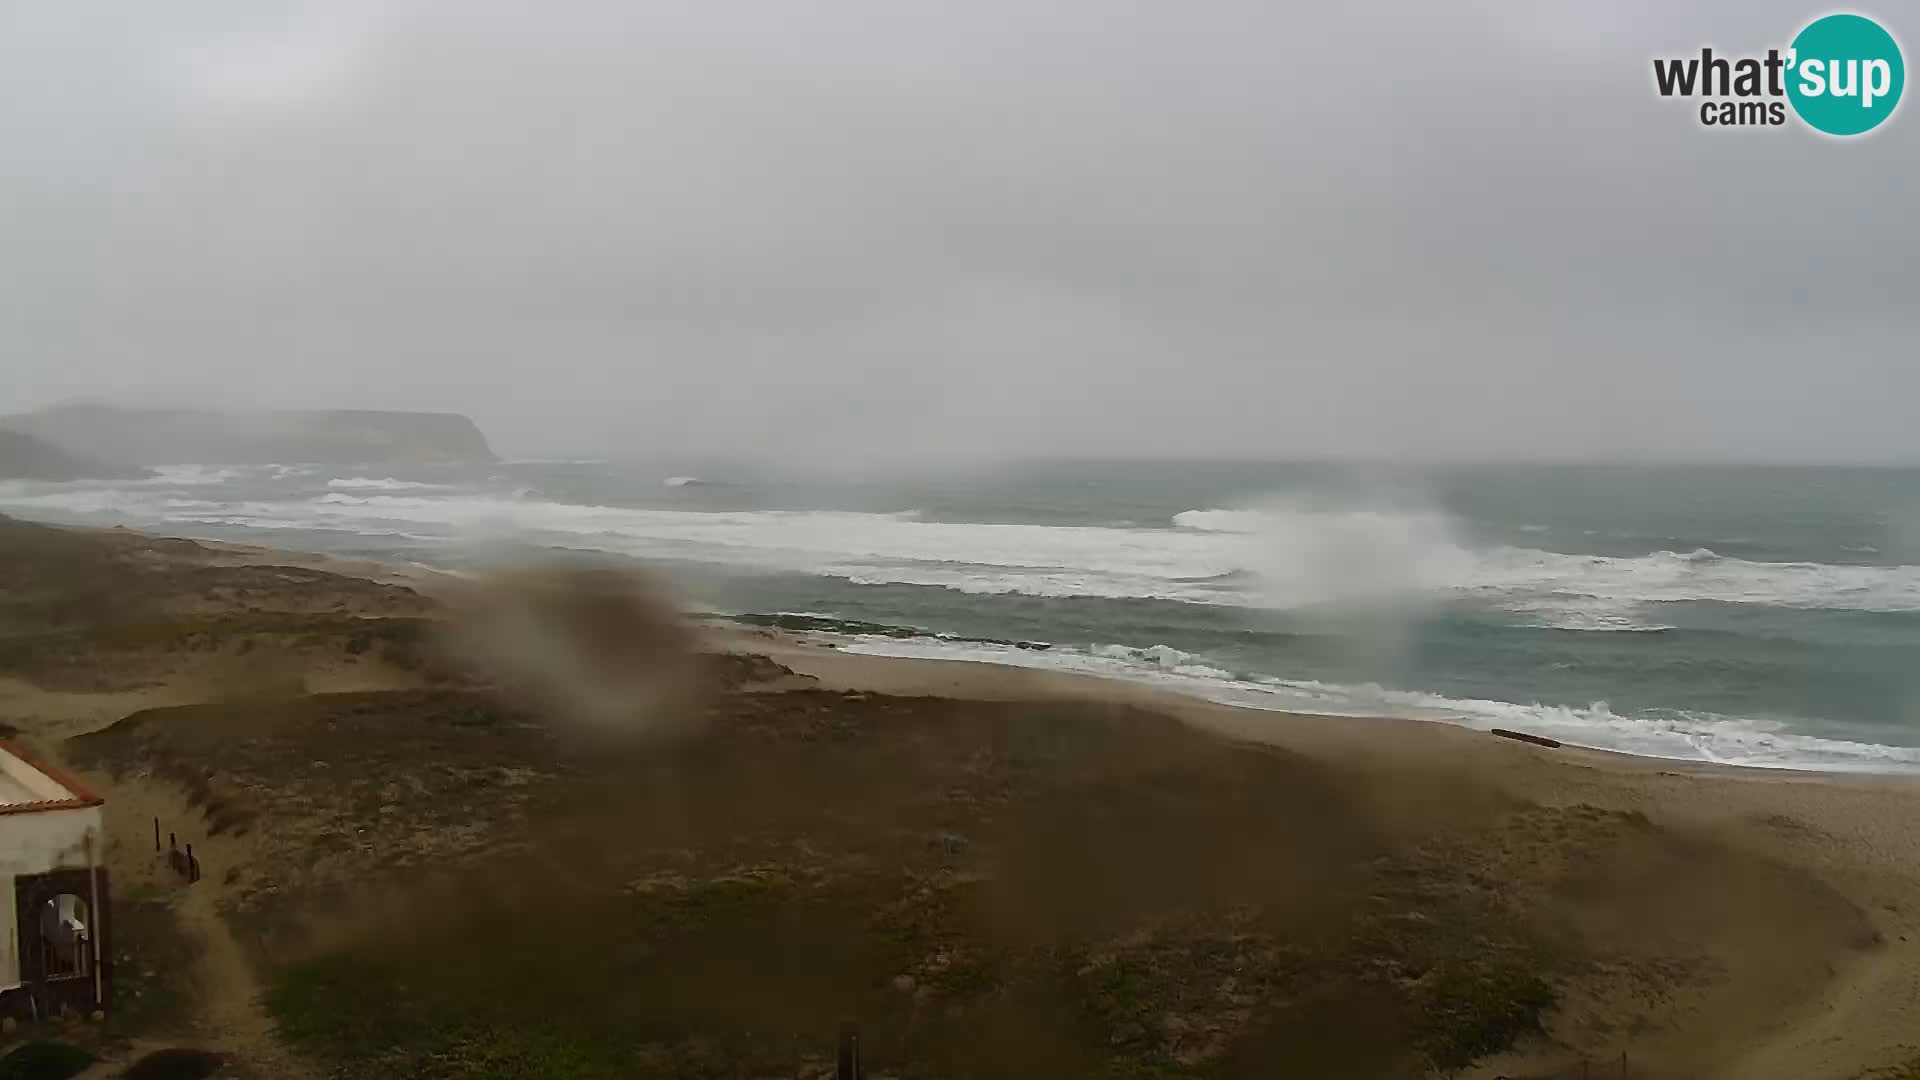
<box><xmin>7</xmin><ymin>459</ymin><xmax>1920</xmax><ymax>770</ymax></box>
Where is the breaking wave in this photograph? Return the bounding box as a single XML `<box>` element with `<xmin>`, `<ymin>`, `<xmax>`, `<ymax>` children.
<box><xmin>144</xmin><ymin>464</ymin><xmax>248</xmax><ymax>486</ymax></box>
<box><xmin>326</xmin><ymin>477</ymin><xmax>444</xmax><ymax>491</ymax></box>
<box><xmin>835</xmin><ymin>635</ymin><xmax>1920</xmax><ymax>772</ymax></box>
<box><xmin>1172</xmin><ymin>508</ymin><xmax>1273</xmax><ymax>533</ymax></box>
<box><xmin>4</xmin><ymin>483</ymin><xmax>1920</xmax><ymax>616</ymax></box>
<box><xmin>6</xmin><ymin>467</ymin><xmax>1920</xmax><ymax>773</ymax></box>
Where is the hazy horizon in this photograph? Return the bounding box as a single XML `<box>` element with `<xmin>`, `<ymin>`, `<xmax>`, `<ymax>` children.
<box><xmin>4</xmin><ymin>2</ymin><xmax>1916</xmax><ymax>466</ymax></box>
<box><xmin>16</xmin><ymin>396</ymin><xmax>1920</xmax><ymax>471</ymax></box>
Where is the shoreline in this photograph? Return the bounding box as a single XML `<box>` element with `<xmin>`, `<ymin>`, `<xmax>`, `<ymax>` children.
<box><xmin>7</xmin><ymin>457</ymin><xmax>1920</xmax><ymax>777</ymax></box>
<box><xmin>59</xmin><ymin>518</ymin><xmax>1920</xmax><ymax>781</ymax></box>
<box><xmin>723</xmin><ymin>599</ymin><xmax>1920</xmax><ymax>1077</ymax></box>
<box><xmin>10</xmin><ymin>516</ymin><xmax>1920</xmax><ymax>1077</ymax></box>
<box><xmin>221</xmin><ymin>541</ymin><xmax>1920</xmax><ymax>774</ymax></box>
<box><xmin>748</xmin><ymin>624</ymin><xmax>1920</xmax><ymax>787</ymax></box>
<box><xmin>738</xmin><ymin>616</ymin><xmax>1920</xmax><ymax>1079</ymax></box>
<box><xmin>813</xmin><ymin>633</ymin><xmax>1920</xmax><ymax>778</ymax></box>
<box><xmin>42</xmin><ymin>523</ymin><xmax>1920</xmax><ymax>809</ymax></box>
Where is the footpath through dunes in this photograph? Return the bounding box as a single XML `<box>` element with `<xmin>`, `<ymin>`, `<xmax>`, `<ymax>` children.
<box><xmin>0</xmin><ymin>513</ymin><xmax>1908</xmax><ymax>1078</ymax></box>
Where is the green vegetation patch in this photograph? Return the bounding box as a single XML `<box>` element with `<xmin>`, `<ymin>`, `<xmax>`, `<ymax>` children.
<box><xmin>107</xmin><ymin>885</ymin><xmax>199</xmax><ymax>1037</ymax></box>
<box><xmin>253</xmin><ymin>691</ymin><xmax>1567</xmax><ymax>1079</ymax></box>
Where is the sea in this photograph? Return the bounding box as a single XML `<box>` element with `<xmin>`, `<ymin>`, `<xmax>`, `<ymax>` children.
<box><xmin>6</xmin><ymin>458</ymin><xmax>1920</xmax><ymax>773</ymax></box>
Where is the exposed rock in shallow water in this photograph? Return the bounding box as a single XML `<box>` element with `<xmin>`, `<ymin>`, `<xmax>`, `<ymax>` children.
<box><xmin>725</xmin><ymin>611</ymin><xmax>1051</xmax><ymax>651</ymax></box>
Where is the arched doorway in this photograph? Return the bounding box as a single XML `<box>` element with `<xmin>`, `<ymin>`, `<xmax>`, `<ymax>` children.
<box><xmin>9</xmin><ymin>868</ymin><xmax>111</xmax><ymax>1017</ymax></box>
<box><xmin>38</xmin><ymin>894</ymin><xmax>91</xmax><ymax>979</ymax></box>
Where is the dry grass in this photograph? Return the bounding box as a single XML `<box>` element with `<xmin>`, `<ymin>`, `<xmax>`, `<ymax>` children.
<box><xmin>80</xmin><ymin>684</ymin><xmax>1586</xmax><ymax>1078</ymax></box>
<box><xmin>5</xmin><ymin>516</ymin><xmax>1883</xmax><ymax>1079</ymax></box>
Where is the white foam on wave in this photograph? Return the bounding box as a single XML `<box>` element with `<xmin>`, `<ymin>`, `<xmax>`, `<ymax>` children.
<box><xmin>1089</xmin><ymin>642</ymin><xmax>1237</xmax><ymax>679</ymax></box>
<box><xmin>108</xmin><ymin>491</ymin><xmax>1225</xmax><ymax>596</ymax></box>
<box><xmin>1199</xmin><ymin>505</ymin><xmax>1473</xmax><ymax>609</ymax></box>
<box><xmin>1518</xmin><ymin>616</ymin><xmax>1676</xmax><ymax>633</ymax></box>
<box><xmin>326</xmin><ymin>477</ymin><xmax>444</xmax><ymax>492</ymax></box>
<box><xmin>10</xmin><ymin>482</ymin><xmax>1920</xmax><ymax>616</ymax></box>
<box><xmin>1260</xmin><ymin>680</ymin><xmax>1920</xmax><ymax>772</ymax></box>
<box><xmin>146</xmin><ymin>464</ymin><xmax>248</xmax><ymax>486</ymax></box>
<box><xmin>1178</xmin><ymin>507</ymin><xmax>1920</xmax><ymax>615</ymax></box>
<box><xmin>663</xmin><ymin>476</ymin><xmax>700</xmax><ymax>488</ymax></box>
<box><xmin>7</xmin><ymin>474</ymin><xmax>1919</xmax><ymax>772</ymax></box>
<box><xmin>836</xmin><ymin>635</ymin><xmax>1920</xmax><ymax>773</ymax></box>
<box><xmin>1172</xmin><ymin>508</ymin><xmax>1272</xmax><ymax>533</ymax></box>
<box><xmin>1471</xmin><ymin>544</ymin><xmax>1920</xmax><ymax>614</ymax></box>
<box><xmin>1501</xmin><ymin>595</ymin><xmax>1675</xmax><ymax>633</ymax></box>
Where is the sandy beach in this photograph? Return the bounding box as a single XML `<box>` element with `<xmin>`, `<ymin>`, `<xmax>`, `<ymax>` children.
<box><xmin>748</xmin><ymin>634</ymin><xmax>1920</xmax><ymax>1079</ymax></box>
<box><xmin>4</xmin><ymin>516</ymin><xmax>1919</xmax><ymax>1079</ymax></box>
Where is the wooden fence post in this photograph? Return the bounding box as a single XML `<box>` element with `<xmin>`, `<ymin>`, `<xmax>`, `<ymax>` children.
<box><xmin>836</xmin><ymin>1022</ymin><xmax>861</xmax><ymax>1080</ymax></box>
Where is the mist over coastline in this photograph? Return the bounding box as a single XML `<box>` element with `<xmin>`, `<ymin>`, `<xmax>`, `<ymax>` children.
<box><xmin>6</xmin><ymin>456</ymin><xmax>1918</xmax><ymax>772</ymax></box>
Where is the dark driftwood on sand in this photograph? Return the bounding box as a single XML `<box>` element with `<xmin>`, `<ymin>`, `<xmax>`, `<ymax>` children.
<box><xmin>1491</xmin><ymin>728</ymin><xmax>1562</xmax><ymax>749</ymax></box>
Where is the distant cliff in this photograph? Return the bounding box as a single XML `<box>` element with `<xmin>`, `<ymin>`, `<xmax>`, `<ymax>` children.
<box><xmin>0</xmin><ymin>428</ymin><xmax>148</xmax><ymax>480</ymax></box>
<box><xmin>2</xmin><ymin>405</ymin><xmax>497</xmax><ymax>465</ymax></box>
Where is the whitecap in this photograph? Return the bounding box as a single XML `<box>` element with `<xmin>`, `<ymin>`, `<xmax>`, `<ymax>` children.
<box><xmin>145</xmin><ymin>464</ymin><xmax>246</xmax><ymax>486</ymax></box>
<box><xmin>836</xmin><ymin>636</ymin><xmax>1920</xmax><ymax>773</ymax></box>
<box><xmin>10</xmin><ymin>485</ymin><xmax>1920</xmax><ymax>615</ymax></box>
<box><xmin>326</xmin><ymin>477</ymin><xmax>443</xmax><ymax>492</ymax></box>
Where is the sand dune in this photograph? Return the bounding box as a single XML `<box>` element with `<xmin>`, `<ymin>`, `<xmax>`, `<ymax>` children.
<box><xmin>3</xmin><ymin>515</ymin><xmax>1917</xmax><ymax>1078</ymax></box>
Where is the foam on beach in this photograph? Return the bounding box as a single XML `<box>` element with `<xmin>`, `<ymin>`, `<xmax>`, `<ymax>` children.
<box><xmin>833</xmin><ymin>633</ymin><xmax>1920</xmax><ymax>773</ymax></box>
<box><xmin>8</xmin><ymin>470</ymin><xmax>1920</xmax><ymax>774</ymax></box>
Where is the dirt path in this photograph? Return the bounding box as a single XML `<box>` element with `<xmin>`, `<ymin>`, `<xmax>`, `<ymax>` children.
<box><xmin>64</xmin><ymin>766</ymin><xmax>316</xmax><ymax>1080</ymax></box>
<box><xmin>169</xmin><ymin>882</ymin><xmax>313</xmax><ymax>1080</ymax></box>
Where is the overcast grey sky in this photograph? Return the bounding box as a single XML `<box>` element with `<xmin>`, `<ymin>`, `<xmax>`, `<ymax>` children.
<box><xmin>2</xmin><ymin>2</ymin><xmax>1915</xmax><ymax>463</ymax></box>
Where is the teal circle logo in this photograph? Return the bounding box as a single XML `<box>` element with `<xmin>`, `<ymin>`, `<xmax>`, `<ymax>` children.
<box><xmin>1786</xmin><ymin>14</ymin><xmax>1905</xmax><ymax>135</ymax></box>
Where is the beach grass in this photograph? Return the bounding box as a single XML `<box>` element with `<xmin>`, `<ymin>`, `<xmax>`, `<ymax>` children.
<box><xmin>68</xmin><ymin>680</ymin><xmax>1577</xmax><ymax>1078</ymax></box>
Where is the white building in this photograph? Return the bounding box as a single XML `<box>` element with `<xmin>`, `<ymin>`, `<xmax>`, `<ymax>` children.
<box><xmin>0</xmin><ymin>743</ymin><xmax>109</xmax><ymax>1018</ymax></box>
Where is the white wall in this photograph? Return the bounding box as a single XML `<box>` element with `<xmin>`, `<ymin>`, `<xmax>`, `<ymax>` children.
<box><xmin>0</xmin><ymin>807</ymin><xmax>103</xmax><ymax>990</ymax></box>
<box><xmin>0</xmin><ymin>754</ymin><xmax>75</xmax><ymax>804</ymax></box>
